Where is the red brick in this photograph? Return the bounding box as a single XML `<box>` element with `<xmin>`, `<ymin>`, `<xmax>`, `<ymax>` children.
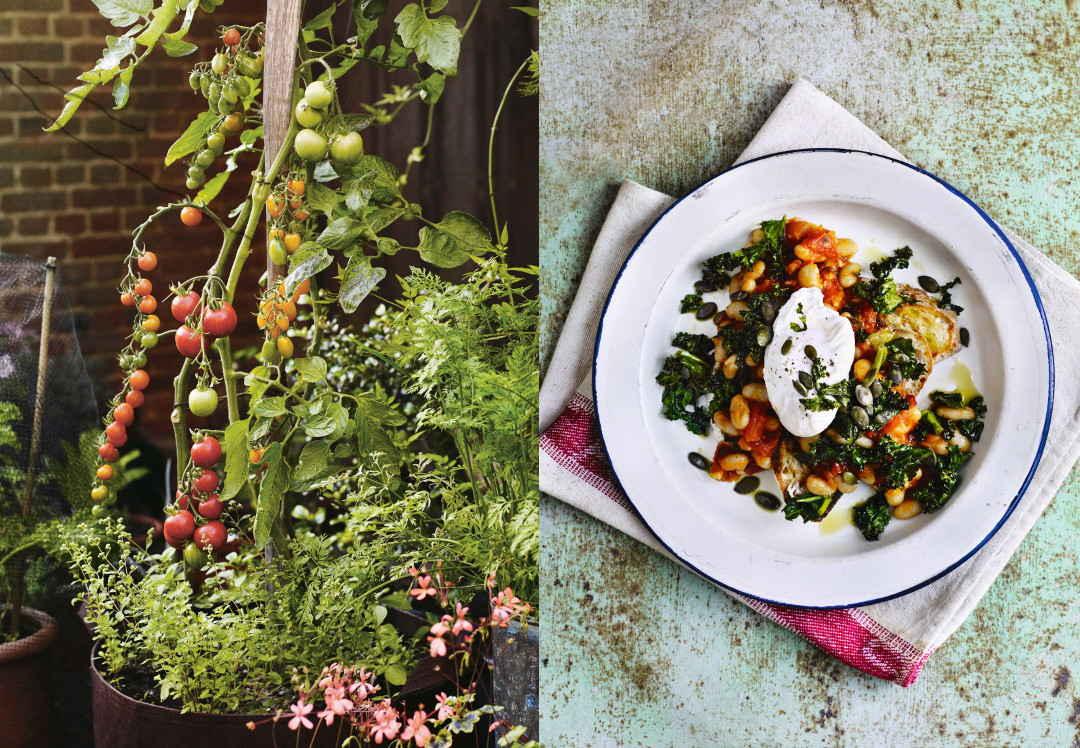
<box><xmin>19</xmin><ymin>165</ymin><xmax>52</xmax><ymax>188</ymax></box>
<box><xmin>84</xmin><ymin>116</ymin><xmax>119</xmax><ymax>136</ymax></box>
<box><xmin>70</xmin><ymin>234</ymin><xmax>130</xmax><ymax>258</ymax></box>
<box><xmin>73</xmin><ymin>187</ymin><xmax>136</xmax><ymax>209</ymax></box>
<box><xmin>68</xmin><ymin>43</ymin><xmax>102</xmax><ymax>64</ymax></box>
<box><xmin>17</xmin><ymin>215</ymin><xmax>50</xmax><ymax>235</ymax></box>
<box><xmin>3</xmin><ymin>0</ymin><xmax>62</xmax><ymax>9</ymax></box>
<box><xmin>0</xmin><ymin>41</ymin><xmax>63</xmax><ymax>62</ymax></box>
<box><xmin>0</xmin><ymin>218</ymin><xmax>14</xmax><ymax>238</ymax></box>
<box><xmin>89</xmin><ymin>164</ymin><xmax>121</xmax><ymax>184</ymax></box>
<box><xmin>55</xmin><ymin>164</ymin><xmax>85</xmax><ymax>185</ymax></box>
<box><xmin>54</xmin><ymin>213</ymin><xmax>86</xmax><ymax>235</ymax></box>
<box><xmin>17</xmin><ymin>17</ymin><xmax>48</xmax><ymax>36</ymax></box>
<box><xmin>0</xmin><ymin>19</ymin><xmax>12</xmax><ymax>37</ymax></box>
<box><xmin>89</xmin><ymin>211</ymin><xmax>120</xmax><ymax>232</ymax></box>
<box><xmin>0</xmin><ymin>239</ymin><xmax>65</xmax><ymax>259</ymax></box>
<box><xmin>67</xmin><ymin>138</ymin><xmax>133</xmax><ymax>161</ymax></box>
<box><xmin>1</xmin><ymin>190</ymin><xmax>67</xmax><ymax>212</ymax></box>
<box><xmin>0</xmin><ymin>167</ymin><xmax>14</xmax><ymax>185</ymax></box>
<box><xmin>0</xmin><ymin>118</ymin><xmax>13</xmax><ymax>136</ymax></box>
<box><xmin>53</xmin><ymin>18</ymin><xmax>85</xmax><ymax>37</ymax></box>
<box><xmin>0</xmin><ymin>141</ymin><xmax>64</xmax><ymax>163</ymax></box>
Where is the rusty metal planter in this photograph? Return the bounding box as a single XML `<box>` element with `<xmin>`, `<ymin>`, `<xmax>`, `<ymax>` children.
<box><xmin>0</xmin><ymin>605</ymin><xmax>58</xmax><ymax>748</ymax></box>
<box><xmin>492</xmin><ymin>618</ymin><xmax>539</xmax><ymax>744</ymax></box>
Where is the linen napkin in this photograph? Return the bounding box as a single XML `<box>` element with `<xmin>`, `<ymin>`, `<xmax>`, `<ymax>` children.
<box><xmin>539</xmin><ymin>79</ymin><xmax>1080</xmax><ymax>687</ymax></box>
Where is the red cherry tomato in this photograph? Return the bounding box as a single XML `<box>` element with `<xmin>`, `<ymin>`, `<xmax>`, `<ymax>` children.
<box><xmin>125</xmin><ymin>389</ymin><xmax>145</xmax><ymax>408</ymax></box>
<box><xmin>175</xmin><ymin>325</ymin><xmax>208</xmax><ymax>358</ymax></box>
<box><xmin>164</xmin><ymin>510</ymin><xmax>195</xmax><ymax>541</ymax></box>
<box><xmin>105</xmin><ymin>421</ymin><xmax>127</xmax><ymax>447</ymax></box>
<box><xmin>175</xmin><ymin>491</ymin><xmax>190</xmax><ymax>511</ymax></box>
<box><xmin>113</xmin><ymin>403</ymin><xmax>135</xmax><ymax>426</ymax></box>
<box><xmin>194</xmin><ymin>520</ymin><xmax>226</xmax><ymax>551</ymax></box>
<box><xmin>97</xmin><ymin>465</ymin><xmax>114</xmax><ymax>481</ymax></box>
<box><xmin>193</xmin><ymin>469</ymin><xmax>220</xmax><ymax>495</ymax></box>
<box><xmin>190</xmin><ymin>436</ymin><xmax>222</xmax><ymax>468</ymax></box>
<box><xmin>137</xmin><ymin>252</ymin><xmax>157</xmax><ymax>272</ymax></box>
<box><xmin>98</xmin><ymin>443</ymin><xmax>120</xmax><ymax>463</ymax></box>
<box><xmin>133</xmin><ymin>278</ymin><xmax>152</xmax><ymax>297</ymax></box>
<box><xmin>196</xmin><ymin>494</ymin><xmax>224</xmax><ymax>520</ymax></box>
<box><xmin>171</xmin><ymin>291</ymin><xmax>202</xmax><ymax>323</ymax></box>
<box><xmin>163</xmin><ymin>529</ymin><xmax>186</xmax><ymax>550</ymax></box>
<box><xmin>137</xmin><ymin>295</ymin><xmax>157</xmax><ymax>314</ymax></box>
<box><xmin>223</xmin><ymin>28</ymin><xmax>241</xmax><ymax>46</ymax></box>
<box><xmin>203</xmin><ymin>302</ymin><xmax>237</xmax><ymax>338</ymax></box>
<box><xmin>129</xmin><ymin>369</ymin><xmax>150</xmax><ymax>390</ymax></box>
<box><xmin>120</xmin><ymin>291</ymin><xmax>135</xmax><ymax>307</ymax></box>
<box><xmin>180</xmin><ymin>206</ymin><xmax>203</xmax><ymax>226</ymax></box>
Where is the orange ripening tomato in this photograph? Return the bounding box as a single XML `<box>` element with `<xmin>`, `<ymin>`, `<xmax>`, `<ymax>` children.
<box><xmin>287</xmin><ymin>178</ymin><xmax>305</xmax><ymax>196</ymax></box>
<box><xmin>255</xmin><ymin>313</ymin><xmax>267</xmax><ymax>329</ymax></box>
<box><xmin>274</xmin><ymin>315</ymin><xmax>290</xmax><ymax>332</ymax></box>
<box><xmin>140</xmin><ymin>315</ymin><xmax>161</xmax><ymax>332</ymax></box>
<box><xmin>97</xmin><ymin>464</ymin><xmax>114</xmax><ymax>481</ymax></box>
<box><xmin>124</xmin><ymin>389</ymin><xmax>145</xmax><ymax>408</ymax></box>
<box><xmin>137</xmin><ymin>251</ymin><xmax>157</xmax><ymax>272</ymax></box>
<box><xmin>268</xmin><ymin>228</ymin><xmax>283</xmax><ymax>241</ymax></box>
<box><xmin>120</xmin><ymin>291</ymin><xmax>135</xmax><ymax>307</ymax></box>
<box><xmin>266</xmin><ymin>195</ymin><xmax>285</xmax><ymax>219</ymax></box>
<box><xmin>137</xmin><ymin>295</ymin><xmax>157</xmax><ymax>314</ymax></box>
<box><xmin>129</xmin><ymin>369</ymin><xmax>150</xmax><ymax>390</ymax></box>
<box><xmin>180</xmin><ymin>206</ymin><xmax>203</xmax><ymax>226</ymax></box>
<box><xmin>133</xmin><ymin>278</ymin><xmax>152</xmax><ymax>297</ymax></box>
<box><xmin>277</xmin><ymin>300</ymin><xmax>297</xmax><ymax>320</ymax></box>
<box><xmin>284</xmin><ymin>233</ymin><xmax>301</xmax><ymax>254</ymax></box>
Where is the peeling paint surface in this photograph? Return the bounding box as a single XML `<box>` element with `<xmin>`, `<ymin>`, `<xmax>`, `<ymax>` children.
<box><xmin>540</xmin><ymin>0</ymin><xmax>1080</xmax><ymax>744</ymax></box>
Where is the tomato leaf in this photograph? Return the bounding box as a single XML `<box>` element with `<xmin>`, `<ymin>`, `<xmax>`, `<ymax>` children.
<box><xmin>363</xmin><ymin>205</ymin><xmax>403</xmax><ymax>234</ymax></box>
<box><xmin>284</xmin><ymin>242</ymin><xmax>332</xmax><ymax>297</ymax></box>
<box><xmin>355</xmin><ymin>406</ymin><xmax>400</xmax><ymax>464</ymax></box>
<box><xmin>512</xmin><ymin>5</ymin><xmax>539</xmax><ymax>16</ymax></box>
<box><xmin>305</xmin><ymin>182</ymin><xmax>338</xmax><ymax>216</ymax></box>
<box><xmin>415</xmin><ymin>211</ymin><xmax>493</xmax><ymax>268</ymax></box>
<box><xmin>91</xmin><ymin>0</ymin><xmax>152</xmax><ymax>27</ymax></box>
<box><xmin>251</xmin><ymin>397</ymin><xmax>288</xmax><ymax>418</ymax></box>
<box><xmin>304</xmin><ymin>402</ymin><xmax>349</xmax><ymax>439</ymax></box>
<box><xmin>356</xmin><ymin>392</ymin><xmax>406</xmax><ymax>427</ymax></box>
<box><xmin>414</xmin><ymin>72</ymin><xmax>445</xmax><ymax>104</ymax></box>
<box><xmin>290</xmin><ymin>440</ymin><xmax>346</xmax><ymax>492</ymax></box>
<box><xmin>304</xmin><ymin>4</ymin><xmax>337</xmax><ymax>30</ymax></box>
<box><xmin>318</xmin><ymin>217</ymin><xmax>365</xmax><ymax>250</ymax></box>
<box><xmin>133</xmin><ymin>0</ymin><xmax>180</xmax><ymax>47</ymax></box>
<box><xmin>219</xmin><ymin>418</ymin><xmax>250</xmax><ymax>502</ymax></box>
<box><xmin>162</xmin><ymin>34</ymin><xmax>197</xmax><ymax>57</ymax></box>
<box><xmin>339</xmin><ymin>255</ymin><xmax>385</xmax><ymax>313</ymax></box>
<box><xmin>342</xmin><ymin>155</ymin><xmax>400</xmax><ymax>202</ymax></box>
<box><xmin>165</xmin><ymin>111</ymin><xmax>216</xmax><ymax>166</ymax></box>
<box><xmin>253</xmin><ymin>442</ymin><xmax>289</xmax><ymax>550</ymax></box>
<box><xmin>394</xmin><ymin>3</ymin><xmax>461</xmax><ymax>76</ymax></box>
<box><xmin>293</xmin><ymin>356</ymin><xmax>328</xmax><ymax>383</ymax></box>
<box><xmin>44</xmin><ymin>83</ymin><xmax>97</xmax><ymax>132</ymax></box>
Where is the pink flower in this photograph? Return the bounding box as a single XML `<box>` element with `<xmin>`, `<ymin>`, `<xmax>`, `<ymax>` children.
<box><xmin>288</xmin><ymin>699</ymin><xmax>314</xmax><ymax>731</ymax></box>
<box><xmin>402</xmin><ymin>709</ymin><xmax>432</xmax><ymax>746</ymax></box>
<box><xmin>451</xmin><ymin>603</ymin><xmax>473</xmax><ymax>636</ymax></box>
<box><xmin>487</xmin><ymin>570</ymin><xmax>497</xmax><ymax>589</ymax></box>
<box><xmin>410</xmin><ymin>574</ymin><xmax>436</xmax><ymax>601</ymax></box>
<box><xmin>434</xmin><ymin>692</ymin><xmax>455</xmax><ymax>721</ymax></box>
<box><xmin>431</xmin><ymin>617</ymin><xmax>451</xmax><ymax>638</ymax></box>
<box><xmin>429</xmin><ymin>633</ymin><xmax>447</xmax><ymax>658</ymax></box>
<box><xmin>370</xmin><ymin>700</ymin><xmax>401</xmax><ymax>744</ymax></box>
<box><xmin>318</xmin><ymin>685</ymin><xmax>354</xmax><ymax>725</ymax></box>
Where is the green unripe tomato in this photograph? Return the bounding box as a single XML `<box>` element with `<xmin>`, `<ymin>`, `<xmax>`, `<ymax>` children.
<box><xmin>188</xmin><ymin>386</ymin><xmax>218</xmax><ymax>418</ymax></box>
<box><xmin>232</xmin><ymin>76</ymin><xmax>251</xmax><ymax>97</ymax></box>
<box><xmin>330</xmin><ymin>132</ymin><xmax>364</xmax><ymax>166</ymax></box>
<box><xmin>294</xmin><ymin>100</ymin><xmax>323</xmax><ymax>128</ymax></box>
<box><xmin>261</xmin><ymin>339</ymin><xmax>279</xmax><ymax>364</ymax></box>
<box><xmin>140</xmin><ymin>332</ymin><xmax>159</xmax><ymax>349</ymax></box>
<box><xmin>207</xmin><ymin>82</ymin><xmax>222</xmax><ymax>103</ymax></box>
<box><xmin>187</xmin><ymin>165</ymin><xmax>205</xmax><ymax>183</ymax></box>
<box><xmin>200</xmin><ymin>75</ymin><xmax>211</xmax><ymax>96</ymax></box>
<box><xmin>304</xmin><ymin>81</ymin><xmax>333</xmax><ymax>109</ymax></box>
<box><xmin>216</xmin><ymin>95</ymin><xmax>235</xmax><ymax>116</ymax></box>
<box><xmin>129</xmin><ymin>352</ymin><xmax>147</xmax><ymax>369</ymax></box>
<box><xmin>195</xmin><ymin>149</ymin><xmax>215</xmax><ymax>168</ymax></box>
<box><xmin>237</xmin><ymin>54</ymin><xmax>263</xmax><ymax>78</ymax></box>
<box><xmin>91</xmin><ymin>484</ymin><xmax>109</xmax><ymax>502</ymax></box>
<box><xmin>188</xmin><ymin>71</ymin><xmax>201</xmax><ymax>92</ymax></box>
<box><xmin>211</xmin><ymin>53</ymin><xmax>228</xmax><ymax>75</ymax></box>
<box><xmin>91</xmin><ymin>504</ymin><xmax>108</xmax><ymax>518</ymax></box>
<box><xmin>206</xmin><ymin>132</ymin><xmax>226</xmax><ymax>154</ymax></box>
<box><xmin>186</xmin><ymin>178</ymin><xmax>202</xmax><ymax>191</ymax></box>
<box><xmin>268</xmin><ymin>236</ymin><xmax>288</xmax><ymax>265</ymax></box>
<box><xmin>293</xmin><ymin>129</ymin><xmax>327</xmax><ymax>161</ymax></box>
<box><xmin>221</xmin><ymin>82</ymin><xmax>239</xmax><ymax>104</ymax></box>
<box><xmin>184</xmin><ymin>542</ymin><xmax>208</xmax><ymax>569</ymax></box>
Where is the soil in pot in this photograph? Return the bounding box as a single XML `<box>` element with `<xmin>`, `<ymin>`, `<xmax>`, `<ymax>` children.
<box><xmin>0</xmin><ymin>605</ymin><xmax>59</xmax><ymax>748</ymax></box>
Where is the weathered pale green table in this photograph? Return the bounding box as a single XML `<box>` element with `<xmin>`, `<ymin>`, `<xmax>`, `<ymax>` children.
<box><xmin>540</xmin><ymin>2</ymin><xmax>1080</xmax><ymax>744</ymax></box>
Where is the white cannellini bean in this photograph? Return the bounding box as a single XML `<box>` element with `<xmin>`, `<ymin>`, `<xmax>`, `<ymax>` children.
<box><xmin>726</xmin><ymin>300</ymin><xmax>748</xmax><ymax>321</ymax></box>
<box><xmin>806</xmin><ymin>475</ymin><xmax>836</xmax><ymax>497</ymax></box>
<box><xmin>797</xmin><ymin>262</ymin><xmax>821</xmax><ymax>288</ymax></box>
<box><xmin>936</xmin><ymin>405</ymin><xmax>976</xmax><ymax>421</ymax></box>
<box><xmin>893</xmin><ymin>499</ymin><xmax>923</xmax><ymax>520</ymax></box>
<box><xmin>839</xmin><ymin>262</ymin><xmax>861</xmax><ymax>288</ymax></box>
<box><xmin>723</xmin><ymin>354</ymin><xmax>740</xmax><ymax>380</ymax></box>
<box><xmin>729</xmin><ymin>395</ymin><xmax>750</xmax><ymax>430</ymax></box>
<box><xmin>742</xmin><ymin>383</ymin><xmax>769</xmax><ymax>402</ymax></box>
<box><xmin>720</xmin><ymin>452</ymin><xmax>749</xmax><ymax>472</ymax></box>
<box><xmin>713</xmin><ymin>410</ymin><xmax>740</xmax><ymax>437</ymax></box>
<box><xmin>884</xmin><ymin>488</ymin><xmax>906</xmax><ymax>506</ymax></box>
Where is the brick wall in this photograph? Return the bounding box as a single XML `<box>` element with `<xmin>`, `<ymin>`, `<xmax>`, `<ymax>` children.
<box><xmin>0</xmin><ymin>1</ymin><xmax>537</xmax><ymax>458</ymax></box>
<box><xmin>0</xmin><ymin>0</ymin><xmax>268</xmax><ymax>453</ymax></box>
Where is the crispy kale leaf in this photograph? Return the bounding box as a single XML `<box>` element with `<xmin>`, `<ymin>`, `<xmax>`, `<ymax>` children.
<box><xmin>877</xmin><ymin>437</ymin><xmax>933</xmax><ymax>490</ymax></box>
<box><xmin>656</xmin><ymin>348</ymin><xmax>735</xmax><ymax>436</ymax></box>
<box><xmin>703</xmin><ymin>217</ymin><xmax>786</xmax><ymax>275</ymax></box>
<box><xmin>783</xmin><ymin>492</ymin><xmax>834</xmax><ymax>523</ymax></box>
<box><xmin>883</xmin><ymin>337</ymin><xmax>927</xmax><ymax>380</ymax></box>
<box><xmin>936</xmin><ymin>277</ymin><xmax>963</xmax><ymax>312</ymax></box>
<box><xmin>799</xmin><ymin>352</ymin><xmax>850</xmax><ymax>412</ymax></box>
<box><xmin>853</xmin><ymin>246</ymin><xmax>913</xmax><ymax>315</ymax></box>
<box><xmin>680</xmin><ymin>293</ymin><xmax>703</xmax><ymax>313</ymax></box>
<box><xmin>911</xmin><ymin>445</ymin><xmax>971</xmax><ymax>514</ymax></box>
<box><xmin>672</xmin><ymin>332</ymin><xmax>714</xmax><ymax>362</ymax></box>
<box><xmin>853</xmin><ymin>493</ymin><xmax>892</xmax><ymax>541</ymax></box>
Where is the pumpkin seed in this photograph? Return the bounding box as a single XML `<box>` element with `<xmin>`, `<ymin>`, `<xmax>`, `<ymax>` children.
<box><xmin>793</xmin><ymin>379</ymin><xmax>808</xmax><ymax>396</ymax></box>
<box><xmin>760</xmin><ymin>301</ymin><xmax>776</xmax><ymax>324</ymax></box>
<box><xmin>960</xmin><ymin>327</ymin><xmax>970</xmax><ymax>346</ymax></box>
<box><xmin>757</xmin><ymin>327</ymin><xmax>773</xmax><ymax>347</ymax></box>
<box><xmin>870</xmin><ymin>379</ymin><xmax>884</xmax><ymax>398</ymax></box>
<box><xmin>851</xmin><ymin>406</ymin><xmax>870</xmax><ymax>429</ymax></box>
<box><xmin>855</xmin><ymin>384</ymin><xmax>873</xmax><ymax>407</ymax></box>
<box><xmin>918</xmin><ymin>275</ymin><xmax>940</xmax><ymax>293</ymax></box>
<box><xmin>842</xmin><ymin>471</ymin><xmax>858</xmax><ymax>485</ymax></box>
<box><xmin>754</xmin><ymin>492</ymin><xmax>781</xmax><ymax>511</ymax></box>
<box><xmin>688</xmin><ymin>452</ymin><xmax>710</xmax><ymax>471</ymax></box>
<box><xmin>695</xmin><ymin>302</ymin><xmax>718</xmax><ymax>320</ymax></box>
<box><xmin>734</xmin><ymin>476</ymin><xmax>760</xmax><ymax>494</ymax></box>
<box><xmin>781</xmin><ymin>337</ymin><xmax>793</xmax><ymax>355</ymax></box>
<box><xmin>804</xmin><ymin>344</ymin><xmax>817</xmax><ymax>360</ymax></box>
<box><xmin>888</xmin><ymin>368</ymin><xmax>903</xmax><ymax>385</ymax></box>
<box><xmin>798</xmin><ymin>371</ymin><xmax>814</xmax><ymax>390</ymax></box>
<box><xmin>730</xmin><ymin>290</ymin><xmax>748</xmax><ymax>302</ymax></box>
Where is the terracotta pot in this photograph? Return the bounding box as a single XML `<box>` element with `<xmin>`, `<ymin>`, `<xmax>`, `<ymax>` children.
<box><xmin>90</xmin><ymin>646</ymin><xmax>343</xmax><ymax>748</ymax></box>
<box><xmin>0</xmin><ymin>605</ymin><xmax>59</xmax><ymax>748</ymax></box>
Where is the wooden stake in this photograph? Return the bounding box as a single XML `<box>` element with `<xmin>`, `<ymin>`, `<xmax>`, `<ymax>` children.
<box><xmin>264</xmin><ymin>0</ymin><xmax>303</xmax><ymax>285</ymax></box>
<box><xmin>10</xmin><ymin>256</ymin><xmax>57</xmax><ymax>637</ymax></box>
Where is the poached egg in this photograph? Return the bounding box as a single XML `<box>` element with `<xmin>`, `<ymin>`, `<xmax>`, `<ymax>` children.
<box><xmin>763</xmin><ymin>287</ymin><xmax>855</xmax><ymax>437</ymax></box>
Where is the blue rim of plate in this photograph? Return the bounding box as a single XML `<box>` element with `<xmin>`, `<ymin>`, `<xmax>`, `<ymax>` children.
<box><xmin>591</xmin><ymin>147</ymin><xmax>1055</xmax><ymax>610</ymax></box>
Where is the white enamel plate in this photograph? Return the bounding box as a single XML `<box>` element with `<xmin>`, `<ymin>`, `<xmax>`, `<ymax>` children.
<box><xmin>593</xmin><ymin>149</ymin><xmax>1053</xmax><ymax>608</ymax></box>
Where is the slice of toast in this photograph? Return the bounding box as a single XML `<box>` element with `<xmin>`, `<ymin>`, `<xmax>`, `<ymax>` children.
<box><xmin>885</xmin><ymin>285</ymin><xmax>962</xmax><ymax>363</ymax></box>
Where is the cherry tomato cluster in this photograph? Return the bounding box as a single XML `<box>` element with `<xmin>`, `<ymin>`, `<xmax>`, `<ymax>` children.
<box><xmin>256</xmin><ymin>278</ymin><xmax>310</xmax><ymax>363</ymax></box>
<box><xmin>292</xmin><ymin>81</ymin><xmax>364</xmax><ymax>167</ymax></box>
<box><xmin>165</xmin><ymin>434</ymin><xmax>228</xmax><ymax>564</ymax></box>
<box><xmin>266</xmin><ymin>177</ymin><xmax>309</xmax><ymax>266</ymax></box>
<box><xmin>171</xmin><ymin>290</ymin><xmax>237</xmax><ymax>360</ymax></box>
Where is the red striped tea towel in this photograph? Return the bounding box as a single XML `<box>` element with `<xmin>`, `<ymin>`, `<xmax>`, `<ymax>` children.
<box><xmin>539</xmin><ymin>80</ymin><xmax>1080</xmax><ymax>686</ymax></box>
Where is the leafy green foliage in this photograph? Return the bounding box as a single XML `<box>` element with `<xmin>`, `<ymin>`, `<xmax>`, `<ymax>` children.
<box><xmin>783</xmin><ymin>493</ymin><xmax>833</xmax><ymax>523</ymax></box>
<box><xmin>853</xmin><ymin>493</ymin><xmax>891</xmax><ymax>541</ymax></box>
<box><xmin>705</xmin><ymin>217</ymin><xmax>786</xmax><ymax>273</ymax></box>
<box><xmin>680</xmin><ymin>293</ymin><xmax>702</xmax><ymax>313</ymax></box>
<box><xmin>799</xmin><ymin>352</ymin><xmax>850</xmax><ymax>412</ymax></box>
<box><xmin>878</xmin><ymin>438</ymin><xmax>933</xmax><ymax>490</ymax></box>
<box><xmin>853</xmin><ymin>246</ymin><xmax>913</xmax><ymax>315</ymax></box>
<box><xmin>672</xmin><ymin>332</ymin><xmax>713</xmax><ymax>362</ymax></box>
<box><xmin>394</xmin><ymin>3</ymin><xmax>462</xmax><ymax>75</ymax></box>
<box><xmin>884</xmin><ymin>337</ymin><xmax>926</xmax><ymax>380</ymax></box>
<box><xmin>911</xmin><ymin>445</ymin><xmax>971</xmax><ymax>514</ymax></box>
<box><xmin>936</xmin><ymin>276</ymin><xmax>963</xmax><ymax>312</ymax></box>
